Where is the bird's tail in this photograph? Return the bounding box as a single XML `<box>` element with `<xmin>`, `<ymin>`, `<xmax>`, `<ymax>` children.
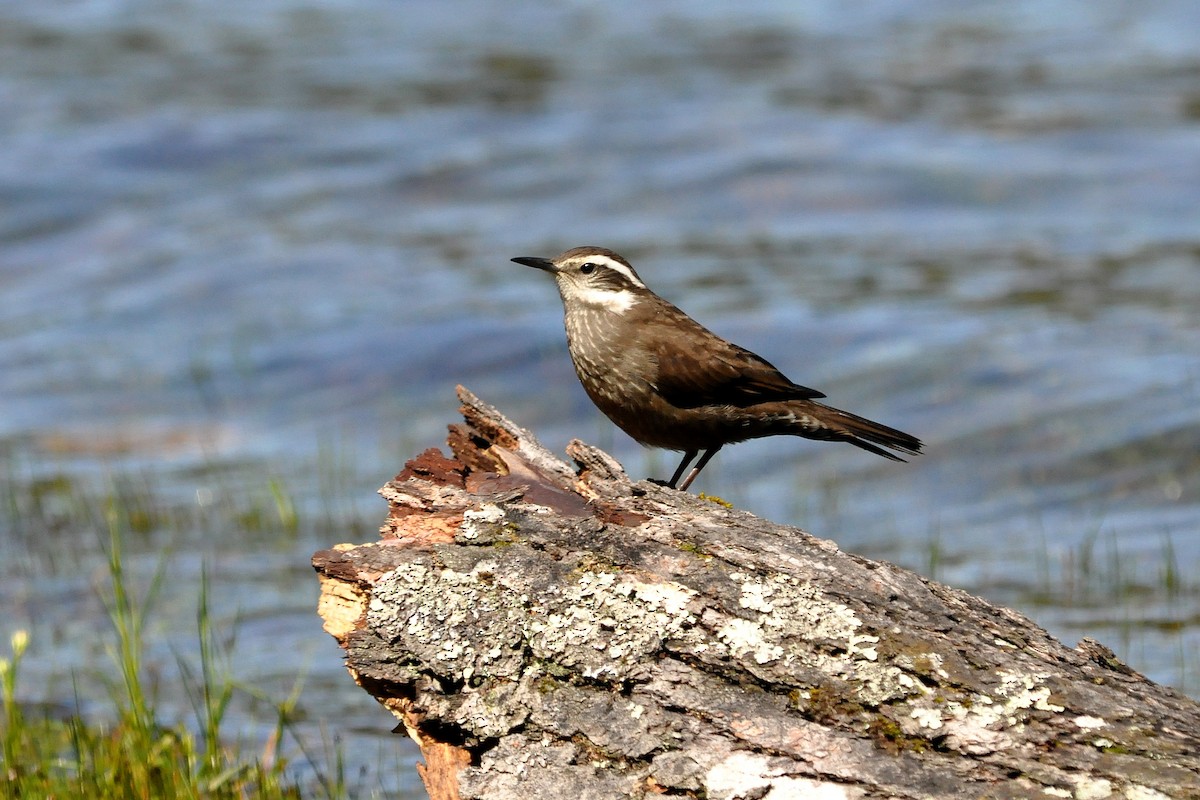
<box><xmin>803</xmin><ymin>403</ymin><xmax>923</xmax><ymax>462</ymax></box>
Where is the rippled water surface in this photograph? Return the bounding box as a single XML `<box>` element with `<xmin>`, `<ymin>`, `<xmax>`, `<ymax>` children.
<box><xmin>3</xmin><ymin>1</ymin><xmax>1199</xmax><ymax>794</ymax></box>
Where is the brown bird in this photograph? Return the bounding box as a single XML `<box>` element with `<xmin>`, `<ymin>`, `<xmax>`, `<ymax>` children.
<box><xmin>513</xmin><ymin>246</ymin><xmax>922</xmax><ymax>491</ymax></box>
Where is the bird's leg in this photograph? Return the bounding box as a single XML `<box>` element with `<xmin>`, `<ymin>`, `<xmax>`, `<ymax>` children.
<box><xmin>666</xmin><ymin>450</ymin><xmax>698</xmax><ymax>489</ymax></box>
<box><xmin>677</xmin><ymin>446</ymin><xmax>722</xmax><ymax>492</ymax></box>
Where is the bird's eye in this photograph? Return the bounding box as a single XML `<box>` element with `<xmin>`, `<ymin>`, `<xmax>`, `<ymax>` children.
<box><xmin>579</xmin><ymin>262</ymin><xmax>597</xmax><ymax>275</ymax></box>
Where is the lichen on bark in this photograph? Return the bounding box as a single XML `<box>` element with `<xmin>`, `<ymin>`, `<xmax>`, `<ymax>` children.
<box><xmin>313</xmin><ymin>386</ymin><xmax>1200</xmax><ymax>800</ymax></box>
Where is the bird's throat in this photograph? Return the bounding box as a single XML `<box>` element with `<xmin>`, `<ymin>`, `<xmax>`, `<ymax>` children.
<box><xmin>560</xmin><ymin>284</ymin><xmax>639</xmax><ymax>314</ymax></box>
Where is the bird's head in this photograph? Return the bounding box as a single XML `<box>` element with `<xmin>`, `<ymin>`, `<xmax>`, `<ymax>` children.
<box><xmin>513</xmin><ymin>246</ymin><xmax>648</xmax><ymax>314</ymax></box>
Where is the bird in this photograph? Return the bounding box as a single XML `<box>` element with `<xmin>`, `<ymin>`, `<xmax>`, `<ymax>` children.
<box><xmin>512</xmin><ymin>246</ymin><xmax>922</xmax><ymax>491</ymax></box>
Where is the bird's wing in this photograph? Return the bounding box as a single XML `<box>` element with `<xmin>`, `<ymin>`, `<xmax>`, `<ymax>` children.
<box><xmin>646</xmin><ymin>309</ymin><xmax>826</xmax><ymax>408</ymax></box>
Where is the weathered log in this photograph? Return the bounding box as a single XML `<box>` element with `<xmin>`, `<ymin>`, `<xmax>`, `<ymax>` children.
<box><xmin>313</xmin><ymin>386</ymin><xmax>1200</xmax><ymax>800</ymax></box>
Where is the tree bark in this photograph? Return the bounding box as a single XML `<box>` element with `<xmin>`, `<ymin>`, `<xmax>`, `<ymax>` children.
<box><xmin>313</xmin><ymin>386</ymin><xmax>1200</xmax><ymax>800</ymax></box>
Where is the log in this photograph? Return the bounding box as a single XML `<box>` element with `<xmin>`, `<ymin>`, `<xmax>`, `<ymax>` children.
<box><xmin>313</xmin><ymin>386</ymin><xmax>1200</xmax><ymax>800</ymax></box>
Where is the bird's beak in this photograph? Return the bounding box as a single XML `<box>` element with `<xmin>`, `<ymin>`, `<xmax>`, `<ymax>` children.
<box><xmin>512</xmin><ymin>256</ymin><xmax>557</xmax><ymax>273</ymax></box>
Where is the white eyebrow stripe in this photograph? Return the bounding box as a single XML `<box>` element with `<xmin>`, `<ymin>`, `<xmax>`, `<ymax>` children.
<box><xmin>591</xmin><ymin>256</ymin><xmax>645</xmax><ymax>288</ymax></box>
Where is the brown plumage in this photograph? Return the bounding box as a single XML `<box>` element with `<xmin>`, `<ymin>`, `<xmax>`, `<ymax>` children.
<box><xmin>513</xmin><ymin>246</ymin><xmax>922</xmax><ymax>491</ymax></box>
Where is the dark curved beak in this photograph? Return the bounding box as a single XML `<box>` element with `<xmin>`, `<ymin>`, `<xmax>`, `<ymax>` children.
<box><xmin>511</xmin><ymin>256</ymin><xmax>557</xmax><ymax>273</ymax></box>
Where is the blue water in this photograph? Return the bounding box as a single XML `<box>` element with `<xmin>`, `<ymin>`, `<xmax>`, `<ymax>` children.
<box><xmin>2</xmin><ymin>1</ymin><xmax>1199</xmax><ymax>794</ymax></box>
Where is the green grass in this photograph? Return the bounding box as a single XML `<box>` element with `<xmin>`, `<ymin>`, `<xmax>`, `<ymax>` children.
<box><xmin>0</xmin><ymin>508</ymin><xmax>347</xmax><ymax>799</ymax></box>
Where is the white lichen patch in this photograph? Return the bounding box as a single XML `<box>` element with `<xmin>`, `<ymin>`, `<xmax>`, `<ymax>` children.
<box><xmin>728</xmin><ymin>573</ymin><xmax>864</xmax><ymax>643</ymax></box>
<box><xmin>763</xmin><ymin>778</ymin><xmax>863</xmax><ymax>800</ymax></box>
<box><xmin>848</xmin><ymin>633</ymin><xmax>879</xmax><ymax>661</ymax></box>
<box><xmin>914</xmin><ymin>666</ymin><xmax>1073</xmax><ymax>756</ymax></box>
<box><xmin>703</xmin><ymin>752</ymin><xmax>773</xmax><ymax>799</ymax></box>
<box><xmin>937</xmin><ymin>669</ymin><xmax>1063</xmax><ymax>734</ymax></box>
<box><xmin>368</xmin><ymin>555</ymin><xmax>704</xmax><ymax>683</ymax></box>
<box><xmin>710</xmin><ymin>572</ymin><xmax>914</xmax><ymax>704</ymax></box>
<box><xmin>902</xmin><ymin>649</ymin><xmax>950</xmax><ymax>679</ymax></box>
<box><xmin>852</xmin><ymin>663</ymin><xmax>917</xmax><ymax>706</ymax></box>
<box><xmin>1074</xmin><ymin>715</ymin><xmax>1107</xmax><ymax>730</ymax></box>
<box><xmin>524</xmin><ymin>573</ymin><xmax>699</xmax><ymax>678</ymax></box>
<box><xmin>633</xmin><ymin>581</ymin><xmax>695</xmax><ymax>616</ymax></box>
<box><xmin>735</xmin><ymin>575</ymin><xmax>777</xmax><ymax>613</ymax></box>
<box><xmin>368</xmin><ymin>560</ymin><xmax>531</xmax><ymax>678</ymax></box>
<box><xmin>1068</xmin><ymin>776</ymin><xmax>1114</xmax><ymax>800</ymax></box>
<box><xmin>459</xmin><ymin>503</ymin><xmax>506</xmax><ymax>540</ymax></box>
<box><xmin>717</xmin><ymin>618</ymin><xmax>785</xmax><ymax>664</ymax></box>
<box><xmin>704</xmin><ymin>752</ymin><xmax>862</xmax><ymax>800</ymax></box>
<box><xmin>1124</xmin><ymin>785</ymin><xmax>1171</xmax><ymax>800</ymax></box>
<box><xmin>910</xmin><ymin>706</ymin><xmax>945</xmax><ymax>731</ymax></box>
<box><xmin>995</xmin><ymin>670</ymin><xmax>1065</xmax><ymax>715</ymax></box>
<box><xmin>372</xmin><ymin>551</ymin><xmax>1075</xmax><ymax>727</ymax></box>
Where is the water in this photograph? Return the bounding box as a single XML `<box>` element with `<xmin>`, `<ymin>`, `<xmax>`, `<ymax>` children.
<box><xmin>2</xmin><ymin>1</ymin><xmax>1199</xmax><ymax>794</ymax></box>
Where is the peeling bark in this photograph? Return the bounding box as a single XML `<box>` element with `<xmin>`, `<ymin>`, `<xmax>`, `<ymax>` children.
<box><xmin>313</xmin><ymin>386</ymin><xmax>1200</xmax><ymax>800</ymax></box>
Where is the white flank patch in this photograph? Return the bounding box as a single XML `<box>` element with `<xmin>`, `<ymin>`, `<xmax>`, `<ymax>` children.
<box><xmin>571</xmin><ymin>285</ymin><xmax>638</xmax><ymax>313</ymax></box>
